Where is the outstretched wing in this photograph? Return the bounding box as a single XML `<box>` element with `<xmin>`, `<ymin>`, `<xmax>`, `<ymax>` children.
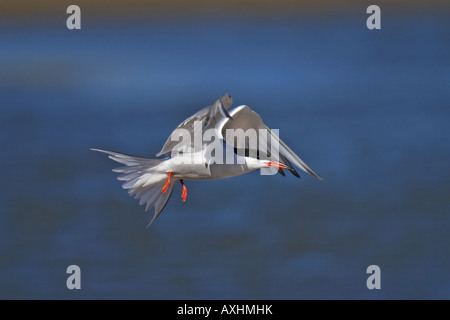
<box><xmin>217</xmin><ymin>105</ymin><xmax>322</xmax><ymax>180</ymax></box>
<box><xmin>156</xmin><ymin>94</ymin><xmax>233</xmax><ymax>157</ymax></box>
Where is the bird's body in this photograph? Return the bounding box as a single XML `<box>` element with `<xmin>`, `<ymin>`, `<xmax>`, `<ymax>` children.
<box><xmin>161</xmin><ymin>144</ymin><xmax>263</xmax><ymax>180</ymax></box>
<box><xmin>92</xmin><ymin>94</ymin><xmax>321</xmax><ymax>226</ymax></box>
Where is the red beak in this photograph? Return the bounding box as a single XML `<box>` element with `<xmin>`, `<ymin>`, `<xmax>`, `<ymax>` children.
<box><xmin>266</xmin><ymin>161</ymin><xmax>288</xmax><ymax>170</ymax></box>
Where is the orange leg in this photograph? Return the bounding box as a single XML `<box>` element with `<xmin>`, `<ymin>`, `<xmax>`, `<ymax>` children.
<box><xmin>180</xmin><ymin>179</ymin><xmax>187</xmax><ymax>202</ymax></box>
<box><xmin>161</xmin><ymin>172</ymin><xmax>173</xmax><ymax>194</ymax></box>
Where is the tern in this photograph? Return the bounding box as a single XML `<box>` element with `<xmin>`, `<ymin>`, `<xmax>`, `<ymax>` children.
<box><xmin>92</xmin><ymin>94</ymin><xmax>321</xmax><ymax>226</ymax></box>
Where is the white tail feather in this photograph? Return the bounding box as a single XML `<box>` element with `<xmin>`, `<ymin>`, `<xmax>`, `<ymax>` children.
<box><xmin>91</xmin><ymin>148</ymin><xmax>175</xmax><ymax>226</ymax></box>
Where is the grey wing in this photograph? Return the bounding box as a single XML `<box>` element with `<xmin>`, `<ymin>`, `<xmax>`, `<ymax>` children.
<box><xmin>156</xmin><ymin>94</ymin><xmax>233</xmax><ymax>157</ymax></box>
<box><xmin>219</xmin><ymin>105</ymin><xmax>322</xmax><ymax>180</ymax></box>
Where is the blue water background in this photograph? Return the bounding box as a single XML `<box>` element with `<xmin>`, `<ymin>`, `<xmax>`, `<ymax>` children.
<box><xmin>1</xmin><ymin>11</ymin><xmax>450</xmax><ymax>299</ymax></box>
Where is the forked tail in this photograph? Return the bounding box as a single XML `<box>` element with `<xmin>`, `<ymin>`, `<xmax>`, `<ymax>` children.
<box><xmin>91</xmin><ymin>148</ymin><xmax>174</xmax><ymax>226</ymax></box>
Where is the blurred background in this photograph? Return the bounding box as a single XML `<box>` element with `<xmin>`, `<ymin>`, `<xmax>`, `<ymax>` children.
<box><xmin>1</xmin><ymin>0</ymin><xmax>449</xmax><ymax>299</ymax></box>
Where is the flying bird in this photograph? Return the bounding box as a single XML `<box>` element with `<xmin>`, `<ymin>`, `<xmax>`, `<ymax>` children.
<box><xmin>92</xmin><ymin>94</ymin><xmax>321</xmax><ymax>226</ymax></box>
